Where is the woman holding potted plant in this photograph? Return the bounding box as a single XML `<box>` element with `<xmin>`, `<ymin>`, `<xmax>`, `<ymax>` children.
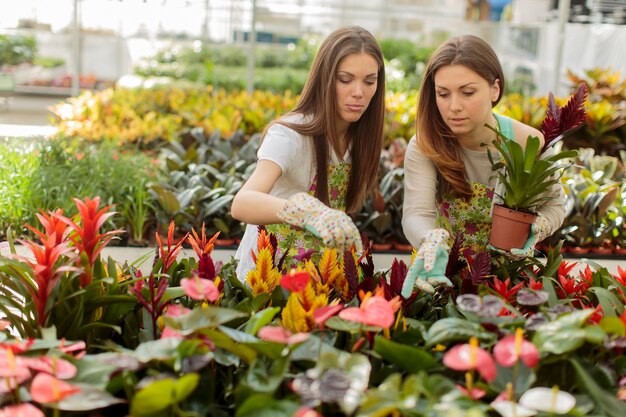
<box><xmin>231</xmin><ymin>26</ymin><xmax>386</xmax><ymax>280</ymax></box>
<box><xmin>400</xmin><ymin>35</ymin><xmax>567</xmax><ymax>292</ymax></box>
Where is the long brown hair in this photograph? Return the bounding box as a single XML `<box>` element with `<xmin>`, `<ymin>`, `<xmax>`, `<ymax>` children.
<box><xmin>266</xmin><ymin>26</ymin><xmax>386</xmax><ymax>212</ymax></box>
<box><xmin>415</xmin><ymin>34</ymin><xmax>505</xmax><ymax>199</ymax></box>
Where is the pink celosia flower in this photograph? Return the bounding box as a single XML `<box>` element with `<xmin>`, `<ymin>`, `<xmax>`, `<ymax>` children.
<box><xmin>493</xmin><ymin>328</ymin><xmax>540</xmax><ymax>368</ymax></box>
<box><xmin>443</xmin><ymin>337</ymin><xmax>497</xmax><ymax>382</ymax></box>
<box><xmin>30</xmin><ymin>373</ymin><xmax>80</xmax><ymax>403</ymax></box>
<box><xmin>0</xmin><ymin>403</ymin><xmax>44</xmax><ymax>417</ymax></box>
<box><xmin>181</xmin><ymin>276</ymin><xmax>219</xmax><ymax>301</ymax></box>
<box><xmin>257</xmin><ymin>326</ymin><xmax>309</xmax><ymax>345</ymax></box>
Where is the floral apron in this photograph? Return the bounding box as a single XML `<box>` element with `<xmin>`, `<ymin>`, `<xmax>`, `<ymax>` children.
<box><xmin>266</xmin><ymin>162</ymin><xmax>351</xmax><ymax>266</ymax></box>
<box><xmin>435</xmin><ymin>181</ymin><xmax>494</xmax><ymax>253</ymax></box>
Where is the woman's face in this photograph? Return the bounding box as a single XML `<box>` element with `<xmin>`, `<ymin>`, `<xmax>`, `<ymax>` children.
<box><xmin>433</xmin><ymin>64</ymin><xmax>500</xmax><ymax>140</ymax></box>
<box><xmin>334</xmin><ymin>52</ymin><xmax>379</xmax><ymax>129</ymax></box>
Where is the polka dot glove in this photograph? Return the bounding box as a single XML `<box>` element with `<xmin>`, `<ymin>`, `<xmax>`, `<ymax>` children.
<box><xmin>278</xmin><ymin>192</ymin><xmax>363</xmax><ymax>253</ymax></box>
<box><xmin>401</xmin><ymin>228</ymin><xmax>452</xmax><ymax>295</ymax></box>
<box><xmin>510</xmin><ymin>215</ymin><xmax>551</xmax><ymax>258</ymax></box>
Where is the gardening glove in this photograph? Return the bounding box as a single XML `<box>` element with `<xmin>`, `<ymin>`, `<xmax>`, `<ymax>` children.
<box><xmin>509</xmin><ymin>215</ymin><xmax>551</xmax><ymax>258</ymax></box>
<box><xmin>277</xmin><ymin>192</ymin><xmax>363</xmax><ymax>254</ymax></box>
<box><xmin>401</xmin><ymin>228</ymin><xmax>452</xmax><ymax>296</ymax></box>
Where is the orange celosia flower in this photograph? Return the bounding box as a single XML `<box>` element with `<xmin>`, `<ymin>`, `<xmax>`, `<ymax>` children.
<box><xmin>246</xmin><ymin>247</ymin><xmax>281</xmax><ymax>296</ymax></box>
<box><xmin>188</xmin><ymin>223</ymin><xmax>220</xmax><ymax>281</ymax></box>
<box><xmin>156</xmin><ymin>220</ymin><xmax>189</xmax><ymax>273</ymax></box>
<box><xmin>319</xmin><ymin>248</ymin><xmax>350</xmax><ymax>301</ymax></box>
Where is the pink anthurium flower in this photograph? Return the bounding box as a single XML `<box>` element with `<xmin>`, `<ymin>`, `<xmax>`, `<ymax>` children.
<box><xmin>443</xmin><ymin>337</ymin><xmax>497</xmax><ymax>382</ymax></box>
<box><xmin>493</xmin><ymin>328</ymin><xmax>540</xmax><ymax>368</ymax></box>
<box><xmin>0</xmin><ymin>403</ymin><xmax>45</xmax><ymax>417</ymax></box>
<box><xmin>280</xmin><ymin>270</ymin><xmax>310</xmax><ymax>292</ymax></box>
<box><xmin>25</xmin><ymin>356</ymin><xmax>77</xmax><ymax>379</ymax></box>
<box><xmin>293</xmin><ymin>406</ymin><xmax>323</xmax><ymax>417</ymax></box>
<box><xmin>339</xmin><ymin>288</ymin><xmax>401</xmax><ymax>329</ymax></box>
<box><xmin>257</xmin><ymin>326</ymin><xmax>309</xmax><ymax>345</ymax></box>
<box><xmin>30</xmin><ymin>373</ymin><xmax>80</xmax><ymax>403</ymax></box>
<box><xmin>181</xmin><ymin>276</ymin><xmax>219</xmax><ymax>302</ymax></box>
<box><xmin>313</xmin><ymin>304</ymin><xmax>344</xmax><ymax>327</ymax></box>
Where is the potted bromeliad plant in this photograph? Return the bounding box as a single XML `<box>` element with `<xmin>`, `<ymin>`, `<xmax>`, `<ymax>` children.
<box><xmin>487</xmin><ymin>83</ymin><xmax>588</xmax><ymax>250</ymax></box>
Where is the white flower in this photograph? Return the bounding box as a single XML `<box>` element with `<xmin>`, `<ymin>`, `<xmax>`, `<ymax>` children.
<box><xmin>519</xmin><ymin>387</ymin><xmax>576</xmax><ymax>414</ymax></box>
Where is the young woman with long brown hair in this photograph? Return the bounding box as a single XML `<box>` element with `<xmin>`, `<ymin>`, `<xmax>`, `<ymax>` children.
<box><xmin>231</xmin><ymin>26</ymin><xmax>386</xmax><ymax>280</ymax></box>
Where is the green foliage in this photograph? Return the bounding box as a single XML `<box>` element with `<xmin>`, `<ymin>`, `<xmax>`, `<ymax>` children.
<box><xmin>0</xmin><ymin>34</ymin><xmax>37</xmax><ymax>65</ymax></box>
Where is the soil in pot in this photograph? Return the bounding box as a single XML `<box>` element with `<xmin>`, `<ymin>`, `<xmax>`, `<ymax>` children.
<box><xmin>490</xmin><ymin>204</ymin><xmax>537</xmax><ymax>251</ymax></box>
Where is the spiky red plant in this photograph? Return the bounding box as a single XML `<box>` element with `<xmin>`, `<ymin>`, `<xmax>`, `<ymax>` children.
<box><xmin>540</xmin><ymin>83</ymin><xmax>588</xmax><ymax>152</ymax></box>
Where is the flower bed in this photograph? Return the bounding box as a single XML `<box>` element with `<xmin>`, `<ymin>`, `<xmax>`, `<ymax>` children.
<box><xmin>0</xmin><ymin>197</ymin><xmax>625</xmax><ymax>416</ymax></box>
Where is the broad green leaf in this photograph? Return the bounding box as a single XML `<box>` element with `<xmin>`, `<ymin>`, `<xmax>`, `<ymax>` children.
<box><xmin>424</xmin><ymin>317</ymin><xmax>496</xmax><ymax>347</ymax></box>
<box><xmin>55</xmin><ymin>383</ymin><xmax>125</xmax><ymax>411</ymax></box>
<box><xmin>164</xmin><ymin>305</ymin><xmax>248</xmax><ymax>335</ymax></box>
<box><xmin>244</xmin><ymin>306</ymin><xmax>281</xmax><ymax>335</ymax></box>
<box><xmin>532</xmin><ymin>310</ymin><xmax>594</xmax><ymax>354</ymax></box>
<box><xmin>130</xmin><ymin>378</ymin><xmax>176</xmax><ymax>416</ymax></box>
<box><xmin>174</xmin><ymin>373</ymin><xmax>200</xmax><ymax>401</ymax></box>
<box><xmin>599</xmin><ymin>316</ymin><xmax>626</xmax><ymax>336</ymax></box>
<box><xmin>204</xmin><ymin>328</ymin><xmax>257</xmax><ymax>364</ymax></box>
<box><xmin>570</xmin><ymin>358</ymin><xmax>626</xmax><ymax>417</ymax></box>
<box><xmin>324</xmin><ymin>316</ymin><xmax>384</xmax><ymax>333</ymax></box>
<box><xmin>373</xmin><ymin>336</ymin><xmax>438</xmax><ymax>373</ymax></box>
<box><xmin>235</xmin><ymin>394</ymin><xmax>299</xmax><ymax>417</ymax></box>
<box><xmin>133</xmin><ymin>338</ymin><xmax>181</xmax><ymax>363</ymax></box>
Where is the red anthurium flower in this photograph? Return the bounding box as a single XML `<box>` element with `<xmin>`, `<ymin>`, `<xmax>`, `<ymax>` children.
<box><xmin>443</xmin><ymin>337</ymin><xmax>497</xmax><ymax>382</ymax></box>
<box><xmin>30</xmin><ymin>373</ymin><xmax>80</xmax><ymax>403</ymax></box>
<box><xmin>280</xmin><ymin>270</ymin><xmax>310</xmax><ymax>292</ymax></box>
<box><xmin>180</xmin><ymin>276</ymin><xmax>219</xmax><ymax>302</ymax></box>
<box><xmin>493</xmin><ymin>328</ymin><xmax>540</xmax><ymax>368</ymax></box>
<box><xmin>488</xmin><ymin>278</ymin><xmax>524</xmax><ymax>304</ymax></box>
<box><xmin>313</xmin><ymin>304</ymin><xmax>344</xmax><ymax>328</ymax></box>
<box><xmin>0</xmin><ymin>350</ymin><xmax>31</xmax><ymax>382</ymax></box>
<box><xmin>0</xmin><ymin>403</ymin><xmax>44</xmax><ymax>417</ymax></box>
<box><xmin>257</xmin><ymin>326</ymin><xmax>310</xmax><ymax>345</ymax></box>
<box><xmin>339</xmin><ymin>287</ymin><xmax>401</xmax><ymax>329</ymax></box>
<box><xmin>0</xmin><ymin>339</ymin><xmax>34</xmax><ymax>355</ymax></box>
<box><xmin>25</xmin><ymin>356</ymin><xmax>77</xmax><ymax>379</ymax></box>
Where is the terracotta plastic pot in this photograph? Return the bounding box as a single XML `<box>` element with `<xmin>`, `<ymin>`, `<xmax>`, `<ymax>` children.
<box><xmin>490</xmin><ymin>204</ymin><xmax>537</xmax><ymax>251</ymax></box>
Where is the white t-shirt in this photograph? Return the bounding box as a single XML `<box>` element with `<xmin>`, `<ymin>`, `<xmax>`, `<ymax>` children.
<box><xmin>234</xmin><ymin>114</ymin><xmax>349</xmax><ymax>279</ymax></box>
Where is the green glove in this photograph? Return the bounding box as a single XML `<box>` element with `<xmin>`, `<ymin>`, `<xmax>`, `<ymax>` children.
<box><xmin>278</xmin><ymin>192</ymin><xmax>363</xmax><ymax>253</ymax></box>
<box><xmin>510</xmin><ymin>215</ymin><xmax>551</xmax><ymax>257</ymax></box>
<box><xmin>401</xmin><ymin>229</ymin><xmax>451</xmax><ymax>296</ymax></box>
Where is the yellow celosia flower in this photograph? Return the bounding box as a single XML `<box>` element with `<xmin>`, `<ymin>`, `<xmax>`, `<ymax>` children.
<box><xmin>282</xmin><ymin>281</ymin><xmax>328</xmax><ymax>333</ymax></box>
<box><xmin>246</xmin><ymin>247</ymin><xmax>281</xmax><ymax>296</ymax></box>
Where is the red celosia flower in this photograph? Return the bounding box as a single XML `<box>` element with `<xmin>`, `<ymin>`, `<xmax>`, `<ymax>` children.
<box><xmin>257</xmin><ymin>326</ymin><xmax>309</xmax><ymax>345</ymax></box>
<box><xmin>156</xmin><ymin>221</ymin><xmax>188</xmax><ymax>273</ymax></box>
<box><xmin>0</xmin><ymin>403</ymin><xmax>44</xmax><ymax>417</ymax></box>
<box><xmin>443</xmin><ymin>337</ymin><xmax>497</xmax><ymax>382</ymax></box>
<box><xmin>30</xmin><ymin>373</ymin><xmax>80</xmax><ymax>403</ymax></box>
<box><xmin>181</xmin><ymin>276</ymin><xmax>219</xmax><ymax>302</ymax></box>
<box><xmin>493</xmin><ymin>328</ymin><xmax>540</xmax><ymax>368</ymax></box>
<box><xmin>339</xmin><ymin>287</ymin><xmax>401</xmax><ymax>329</ymax></box>
<box><xmin>280</xmin><ymin>270</ymin><xmax>310</xmax><ymax>292</ymax></box>
<box><xmin>488</xmin><ymin>278</ymin><xmax>524</xmax><ymax>303</ymax></box>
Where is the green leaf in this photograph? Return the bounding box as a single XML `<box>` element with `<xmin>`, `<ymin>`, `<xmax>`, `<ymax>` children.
<box><xmin>599</xmin><ymin>316</ymin><xmax>626</xmax><ymax>336</ymax></box>
<box><xmin>174</xmin><ymin>373</ymin><xmax>200</xmax><ymax>402</ymax></box>
<box><xmin>55</xmin><ymin>383</ymin><xmax>125</xmax><ymax>411</ymax></box>
<box><xmin>235</xmin><ymin>394</ymin><xmax>299</xmax><ymax>417</ymax></box>
<box><xmin>424</xmin><ymin>317</ymin><xmax>496</xmax><ymax>347</ymax></box>
<box><xmin>570</xmin><ymin>358</ymin><xmax>626</xmax><ymax>417</ymax></box>
<box><xmin>532</xmin><ymin>309</ymin><xmax>594</xmax><ymax>354</ymax></box>
<box><xmin>588</xmin><ymin>287</ymin><xmax>624</xmax><ymax>317</ymax></box>
<box><xmin>244</xmin><ymin>306</ymin><xmax>281</xmax><ymax>335</ymax></box>
<box><xmin>204</xmin><ymin>328</ymin><xmax>258</xmax><ymax>364</ymax></box>
<box><xmin>373</xmin><ymin>336</ymin><xmax>438</xmax><ymax>373</ymax></box>
<box><xmin>164</xmin><ymin>305</ymin><xmax>248</xmax><ymax>335</ymax></box>
<box><xmin>324</xmin><ymin>316</ymin><xmax>383</xmax><ymax>333</ymax></box>
<box><xmin>130</xmin><ymin>378</ymin><xmax>176</xmax><ymax>416</ymax></box>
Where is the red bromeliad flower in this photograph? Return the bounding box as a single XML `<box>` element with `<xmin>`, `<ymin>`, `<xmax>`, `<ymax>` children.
<box><xmin>156</xmin><ymin>221</ymin><xmax>189</xmax><ymax>273</ymax></box>
<box><xmin>443</xmin><ymin>337</ymin><xmax>497</xmax><ymax>382</ymax></box>
<box><xmin>17</xmin><ymin>233</ymin><xmax>78</xmax><ymax>327</ymax></box>
<box><xmin>30</xmin><ymin>373</ymin><xmax>80</xmax><ymax>403</ymax></box>
<box><xmin>556</xmin><ymin>274</ymin><xmax>589</xmax><ymax>302</ymax></box>
<box><xmin>57</xmin><ymin>197</ymin><xmax>123</xmax><ymax>287</ymax></box>
<box><xmin>188</xmin><ymin>224</ymin><xmax>220</xmax><ymax>281</ymax></box>
<box><xmin>26</xmin><ymin>209</ymin><xmax>70</xmax><ymax>246</ymax></box>
<box><xmin>528</xmin><ymin>277</ymin><xmax>543</xmax><ymax>291</ymax></box>
<box><xmin>493</xmin><ymin>328</ymin><xmax>540</xmax><ymax>368</ymax></box>
<box><xmin>488</xmin><ymin>278</ymin><xmax>524</xmax><ymax>304</ymax></box>
<box><xmin>558</xmin><ymin>260</ymin><xmax>578</xmax><ymax>278</ymax></box>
